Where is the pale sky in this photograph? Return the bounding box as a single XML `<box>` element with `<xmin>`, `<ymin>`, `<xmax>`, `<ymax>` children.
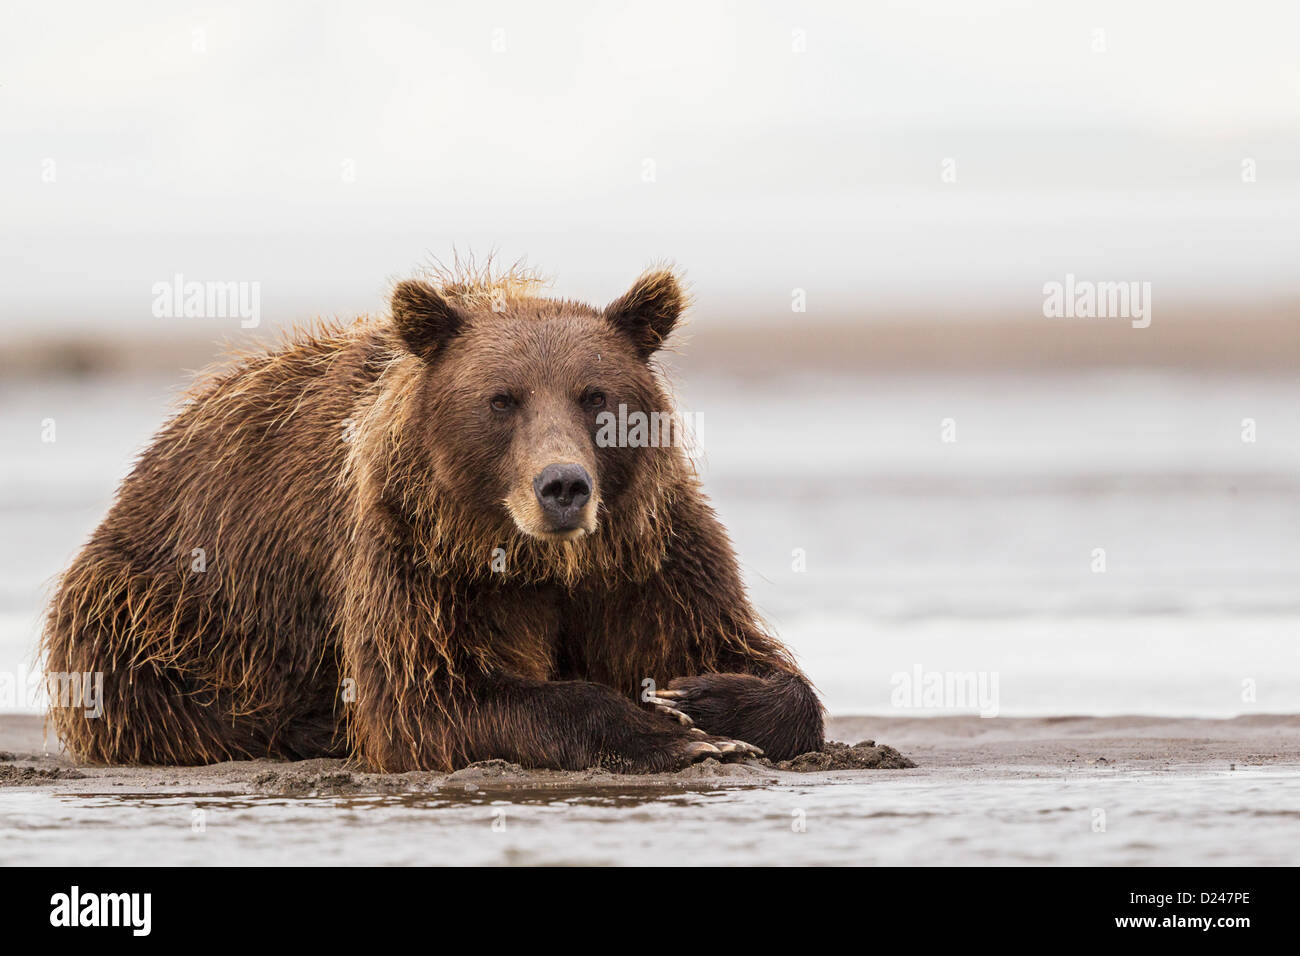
<box><xmin>2</xmin><ymin>0</ymin><xmax>1299</xmax><ymax>331</ymax></box>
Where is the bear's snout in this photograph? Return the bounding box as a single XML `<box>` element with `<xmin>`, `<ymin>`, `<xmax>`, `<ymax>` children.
<box><xmin>532</xmin><ymin>463</ymin><xmax>592</xmax><ymax>530</ymax></box>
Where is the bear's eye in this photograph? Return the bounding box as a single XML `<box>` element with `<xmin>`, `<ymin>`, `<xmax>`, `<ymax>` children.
<box><xmin>582</xmin><ymin>390</ymin><xmax>606</xmax><ymax>410</ymax></box>
<box><xmin>489</xmin><ymin>394</ymin><xmax>515</xmax><ymax>412</ymax></box>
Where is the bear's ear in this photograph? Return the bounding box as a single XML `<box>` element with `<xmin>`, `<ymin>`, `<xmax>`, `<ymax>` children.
<box><xmin>391</xmin><ymin>280</ymin><xmax>464</xmax><ymax>362</ymax></box>
<box><xmin>604</xmin><ymin>270</ymin><xmax>684</xmax><ymax>359</ymax></box>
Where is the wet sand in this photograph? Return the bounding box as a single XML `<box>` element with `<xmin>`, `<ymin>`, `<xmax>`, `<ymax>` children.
<box><xmin>4</xmin><ymin>713</ymin><xmax>1297</xmax><ymax>795</ymax></box>
<box><xmin>5</xmin><ymin>714</ymin><xmax>1298</xmax><ymax>865</ymax></box>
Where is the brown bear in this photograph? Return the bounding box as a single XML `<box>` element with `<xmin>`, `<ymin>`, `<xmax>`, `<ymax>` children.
<box><xmin>42</xmin><ymin>265</ymin><xmax>825</xmax><ymax>772</ymax></box>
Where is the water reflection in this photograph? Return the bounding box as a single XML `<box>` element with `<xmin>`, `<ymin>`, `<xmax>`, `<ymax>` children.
<box><xmin>1</xmin><ymin>769</ymin><xmax>1294</xmax><ymax>866</ymax></box>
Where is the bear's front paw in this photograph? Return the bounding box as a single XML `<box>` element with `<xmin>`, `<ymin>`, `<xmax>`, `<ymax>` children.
<box><xmin>653</xmin><ymin>672</ymin><xmax>825</xmax><ymax>761</ymax></box>
<box><xmin>606</xmin><ymin>729</ymin><xmax>763</xmax><ymax>773</ymax></box>
<box><xmin>651</xmin><ymin>673</ymin><xmax>771</xmax><ymax>737</ymax></box>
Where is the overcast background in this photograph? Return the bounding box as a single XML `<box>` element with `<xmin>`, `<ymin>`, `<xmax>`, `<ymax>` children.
<box><xmin>2</xmin><ymin>0</ymin><xmax>1300</xmax><ymax>332</ymax></box>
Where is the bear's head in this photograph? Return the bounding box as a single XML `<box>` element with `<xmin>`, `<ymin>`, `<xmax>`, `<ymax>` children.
<box><xmin>384</xmin><ymin>268</ymin><xmax>688</xmax><ymax>568</ymax></box>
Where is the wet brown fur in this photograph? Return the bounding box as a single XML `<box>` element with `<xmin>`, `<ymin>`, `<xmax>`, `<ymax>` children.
<box><xmin>42</xmin><ymin>264</ymin><xmax>825</xmax><ymax>771</ymax></box>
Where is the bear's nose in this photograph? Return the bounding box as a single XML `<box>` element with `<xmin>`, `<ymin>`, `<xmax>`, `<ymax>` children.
<box><xmin>533</xmin><ymin>463</ymin><xmax>592</xmax><ymax>527</ymax></box>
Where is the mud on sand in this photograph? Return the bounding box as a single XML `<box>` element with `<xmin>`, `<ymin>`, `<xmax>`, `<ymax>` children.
<box><xmin>1</xmin><ymin>714</ymin><xmax>1297</xmax><ymax>796</ymax></box>
<box><xmin>0</xmin><ymin>713</ymin><xmax>919</xmax><ymax>795</ymax></box>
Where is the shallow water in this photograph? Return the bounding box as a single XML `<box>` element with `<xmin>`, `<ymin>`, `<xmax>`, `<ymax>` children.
<box><xmin>4</xmin><ymin>368</ymin><xmax>1300</xmax><ymax>716</ymax></box>
<box><xmin>4</xmin><ymin>768</ymin><xmax>1299</xmax><ymax>866</ymax></box>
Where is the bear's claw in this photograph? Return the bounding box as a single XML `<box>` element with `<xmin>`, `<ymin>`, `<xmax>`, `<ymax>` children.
<box><xmin>714</xmin><ymin>739</ymin><xmax>764</xmax><ymax>757</ymax></box>
<box><xmin>654</xmin><ymin>701</ymin><xmax>694</xmax><ymax>726</ymax></box>
<box><xmin>685</xmin><ymin>741</ymin><xmax>721</xmax><ymax>757</ymax></box>
<box><xmin>681</xmin><ymin>736</ymin><xmax>764</xmax><ymax>763</ymax></box>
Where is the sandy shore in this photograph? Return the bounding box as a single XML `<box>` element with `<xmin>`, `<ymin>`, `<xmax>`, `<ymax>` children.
<box><xmin>6</xmin><ymin>304</ymin><xmax>1300</xmax><ymax>381</ymax></box>
<box><xmin>6</xmin><ymin>713</ymin><xmax>1298</xmax><ymax>865</ymax></box>
<box><xmin>4</xmin><ymin>713</ymin><xmax>1297</xmax><ymax>795</ymax></box>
